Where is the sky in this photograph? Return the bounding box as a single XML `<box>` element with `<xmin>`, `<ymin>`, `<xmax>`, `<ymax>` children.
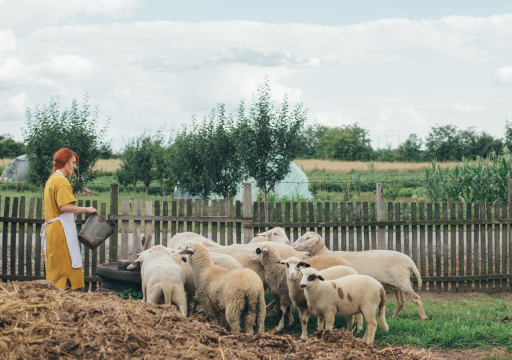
<box><xmin>1</xmin><ymin>0</ymin><xmax>511</xmax><ymax>150</ymax></box>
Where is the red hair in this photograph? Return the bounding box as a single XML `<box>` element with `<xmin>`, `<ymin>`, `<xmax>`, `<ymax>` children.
<box><xmin>52</xmin><ymin>148</ymin><xmax>79</xmax><ymax>175</ymax></box>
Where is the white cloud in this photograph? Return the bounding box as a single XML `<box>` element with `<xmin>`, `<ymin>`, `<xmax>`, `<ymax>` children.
<box><xmin>37</xmin><ymin>53</ymin><xmax>95</xmax><ymax>77</ymax></box>
<box><xmin>5</xmin><ymin>92</ymin><xmax>28</xmax><ymax>113</ymax></box>
<box><xmin>380</xmin><ymin>109</ymin><xmax>392</xmax><ymax>122</ymax></box>
<box><xmin>0</xmin><ymin>29</ymin><xmax>16</xmax><ymax>54</ymax></box>
<box><xmin>494</xmin><ymin>67</ymin><xmax>512</xmax><ymax>85</ymax></box>
<box><xmin>446</xmin><ymin>103</ymin><xmax>485</xmax><ymax>113</ymax></box>
<box><xmin>0</xmin><ymin>0</ymin><xmax>145</xmax><ymax>32</ymax></box>
<box><xmin>402</xmin><ymin>108</ymin><xmax>424</xmax><ymax>124</ymax></box>
<box><xmin>315</xmin><ymin>111</ymin><xmax>354</xmax><ymax>127</ymax></box>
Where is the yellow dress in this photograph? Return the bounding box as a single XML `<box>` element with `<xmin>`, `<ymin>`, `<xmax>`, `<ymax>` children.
<box><xmin>43</xmin><ymin>174</ymin><xmax>85</xmax><ymax>290</ymax></box>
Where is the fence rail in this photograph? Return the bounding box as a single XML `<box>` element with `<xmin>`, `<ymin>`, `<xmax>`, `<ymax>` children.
<box><xmin>0</xmin><ymin>182</ymin><xmax>511</xmax><ymax>294</ymax></box>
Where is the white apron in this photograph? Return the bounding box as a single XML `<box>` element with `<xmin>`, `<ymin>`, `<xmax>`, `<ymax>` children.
<box><xmin>40</xmin><ymin>170</ymin><xmax>82</xmax><ymax>269</ymax></box>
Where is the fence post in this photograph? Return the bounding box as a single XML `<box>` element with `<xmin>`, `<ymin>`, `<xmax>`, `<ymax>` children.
<box><xmin>508</xmin><ymin>179</ymin><xmax>512</xmax><ymax>291</ymax></box>
<box><xmin>109</xmin><ymin>183</ymin><xmax>119</xmax><ymax>263</ymax></box>
<box><xmin>243</xmin><ymin>182</ymin><xmax>252</xmax><ymax>244</ymax></box>
<box><xmin>377</xmin><ymin>183</ymin><xmax>385</xmax><ymax>250</ymax></box>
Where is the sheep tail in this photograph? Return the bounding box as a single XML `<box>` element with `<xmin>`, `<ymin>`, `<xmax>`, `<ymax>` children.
<box><xmin>255</xmin><ymin>290</ymin><xmax>267</xmax><ymax>334</ymax></box>
<box><xmin>410</xmin><ymin>262</ymin><xmax>422</xmax><ymax>288</ymax></box>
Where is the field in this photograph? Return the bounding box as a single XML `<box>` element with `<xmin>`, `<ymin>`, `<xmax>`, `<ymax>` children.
<box><xmin>294</xmin><ymin>159</ymin><xmax>458</xmax><ymax>173</ymax></box>
<box><xmin>1</xmin><ymin>158</ymin><xmax>122</xmax><ymax>172</ymax></box>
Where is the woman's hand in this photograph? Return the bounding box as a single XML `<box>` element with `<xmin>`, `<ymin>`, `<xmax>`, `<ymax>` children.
<box><xmin>84</xmin><ymin>207</ymin><xmax>97</xmax><ymax>214</ymax></box>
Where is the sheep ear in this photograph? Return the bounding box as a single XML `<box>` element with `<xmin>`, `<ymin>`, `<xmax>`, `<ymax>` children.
<box><xmin>127</xmin><ymin>260</ymin><xmax>141</xmax><ymax>269</ymax></box>
<box><xmin>277</xmin><ymin>260</ymin><xmax>287</xmax><ymax>264</ymax></box>
<box><xmin>179</xmin><ymin>249</ymin><xmax>194</xmax><ymax>255</ymax></box>
<box><xmin>298</xmin><ymin>262</ymin><xmax>311</xmax><ymax>268</ymax></box>
<box><xmin>262</xmin><ymin>248</ymin><xmax>269</xmax><ymax>254</ymax></box>
<box><xmin>317</xmin><ymin>275</ymin><xmax>325</xmax><ymax>281</ymax></box>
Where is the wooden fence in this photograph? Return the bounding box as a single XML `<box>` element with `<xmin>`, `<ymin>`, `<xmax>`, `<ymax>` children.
<box><xmin>0</xmin><ymin>182</ymin><xmax>511</xmax><ymax>293</ymax></box>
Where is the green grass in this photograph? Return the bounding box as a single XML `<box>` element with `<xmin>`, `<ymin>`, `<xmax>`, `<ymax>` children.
<box><xmin>264</xmin><ymin>293</ymin><xmax>512</xmax><ymax>351</ymax></box>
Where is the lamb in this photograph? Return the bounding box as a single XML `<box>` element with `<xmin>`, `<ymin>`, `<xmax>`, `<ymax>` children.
<box><xmin>250</xmin><ymin>227</ymin><xmax>291</xmax><ymax>245</ymax></box>
<box><xmin>128</xmin><ymin>245</ymin><xmax>188</xmax><ymax>316</ymax></box>
<box><xmin>300</xmin><ymin>268</ymin><xmax>388</xmax><ymax>344</ymax></box>
<box><xmin>248</xmin><ymin>244</ymin><xmax>294</xmax><ymax>330</ymax></box>
<box><xmin>168</xmin><ymin>232</ymin><xmax>221</xmax><ymax>249</ymax></box>
<box><xmin>292</xmin><ymin>232</ymin><xmax>427</xmax><ymax>320</ymax></box>
<box><xmin>279</xmin><ymin>256</ymin><xmax>360</xmax><ymax>339</ymax></box>
<box><xmin>179</xmin><ymin>241</ymin><xmax>266</xmax><ymax>334</ymax></box>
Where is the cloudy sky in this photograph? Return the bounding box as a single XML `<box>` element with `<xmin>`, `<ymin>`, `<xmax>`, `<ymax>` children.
<box><xmin>1</xmin><ymin>0</ymin><xmax>511</xmax><ymax>150</ymax></box>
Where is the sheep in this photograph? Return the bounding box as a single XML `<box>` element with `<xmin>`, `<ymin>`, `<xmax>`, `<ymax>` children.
<box><xmin>279</xmin><ymin>256</ymin><xmax>360</xmax><ymax>339</ymax></box>
<box><xmin>248</xmin><ymin>243</ymin><xmax>294</xmax><ymax>331</ymax></box>
<box><xmin>292</xmin><ymin>232</ymin><xmax>427</xmax><ymax>320</ymax></box>
<box><xmin>300</xmin><ymin>268</ymin><xmax>389</xmax><ymax>344</ymax></box>
<box><xmin>170</xmin><ymin>251</ymin><xmax>243</xmax><ymax>315</ymax></box>
<box><xmin>128</xmin><ymin>245</ymin><xmax>188</xmax><ymax>316</ymax></box>
<box><xmin>179</xmin><ymin>241</ymin><xmax>266</xmax><ymax>334</ymax></box>
<box><xmin>250</xmin><ymin>227</ymin><xmax>291</xmax><ymax>245</ymax></box>
<box><xmin>168</xmin><ymin>232</ymin><xmax>221</xmax><ymax>249</ymax></box>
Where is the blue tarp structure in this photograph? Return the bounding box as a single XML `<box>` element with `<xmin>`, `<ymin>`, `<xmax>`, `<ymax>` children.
<box><xmin>1</xmin><ymin>155</ymin><xmax>29</xmax><ymax>181</ymax></box>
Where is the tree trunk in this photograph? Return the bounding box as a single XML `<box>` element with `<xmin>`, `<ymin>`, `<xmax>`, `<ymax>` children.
<box><xmin>145</xmin><ymin>184</ymin><xmax>149</xmax><ymax>201</ymax></box>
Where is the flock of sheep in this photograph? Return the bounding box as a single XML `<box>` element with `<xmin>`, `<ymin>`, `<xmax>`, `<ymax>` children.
<box><xmin>128</xmin><ymin>228</ymin><xmax>427</xmax><ymax>344</ymax></box>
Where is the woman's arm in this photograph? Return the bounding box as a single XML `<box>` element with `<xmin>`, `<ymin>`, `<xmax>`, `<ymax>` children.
<box><xmin>60</xmin><ymin>203</ymin><xmax>97</xmax><ymax>215</ymax></box>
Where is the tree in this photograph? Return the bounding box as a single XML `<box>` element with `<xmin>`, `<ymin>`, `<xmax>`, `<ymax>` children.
<box><xmin>425</xmin><ymin>124</ymin><xmax>461</xmax><ymax>161</ymax></box>
<box><xmin>117</xmin><ymin>137</ymin><xmax>139</xmax><ymax>199</ymax></box>
<box><xmin>152</xmin><ymin>130</ymin><xmax>176</xmax><ymax>201</ymax></box>
<box><xmin>23</xmin><ymin>95</ymin><xmax>109</xmax><ymax>193</ymax></box>
<box><xmin>314</xmin><ymin>124</ymin><xmax>373</xmax><ymax>161</ymax></box>
<box><xmin>238</xmin><ymin>78</ymin><xmax>307</xmax><ymax>220</ymax></box>
<box><xmin>395</xmin><ymin>134</ymin><xmax>422</xmax><ymax>162</ymax></box>
<box><xmin>0</xmin><ymin>134</ymin><xmax>26</xmax><ymax>159</ymax></box>
<box><xmin>134</xmin><ymin>132</ymin><xmax>154</xmax><ymax>200</ymax></box>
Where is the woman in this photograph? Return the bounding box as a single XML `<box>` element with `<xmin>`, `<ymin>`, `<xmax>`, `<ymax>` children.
<box><xmin>42</xmin><ymin>148</ymin><xmax>97</xmax><ymax>289</ymax></box>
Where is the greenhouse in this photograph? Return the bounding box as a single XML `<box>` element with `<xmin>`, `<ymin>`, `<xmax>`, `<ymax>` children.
<box><xmin>1</xmin><ymin>155</ymin><xmax>29</xmax><ymax>182</ymax></box>
<box><xmin>173</xmin><ymin>161</ymin><xmax>313</xmax><ymax>202</ymax></box>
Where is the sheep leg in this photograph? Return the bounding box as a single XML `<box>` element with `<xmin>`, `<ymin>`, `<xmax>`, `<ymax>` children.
<box><xmin>392</xmin><ymin>290</ymin><xmax>404</xmax><ymax>318</ymax></box>
<box><xmin>226</xmin><ymin>303</ymin><xmax>242</xmax><ymax>334</ymax></box>
<box><xmin>355</xmin><ymin>313</ymin><xmax>364</xmax><ymax>331</ymax></box>
<box><xmin>287</xmin><ymin>304</ymin><xmax>295</xmax><ymax>325</ymax></box>
<box><xmin>324</xmin><ymin>313</ymin><xmax>335</xmax><ymax>331</ymax></box>
<box><xmin>401</xmin><ymin>286</ymin><xmax>428</xmax><ymax>320</ymax></box>
<box><xmin>191</xmin><ymin>298</ymin><xmax>199</xmax><ymax>315</ymax></box>
<box><xmin>186</xmin><ymin>293</ymin><xmax>192</xmax><ymax>315</ymax></box>
<box><xmin>276</xmin><ymin>302</ymin><xmax>288</xmax><ymax>331</ymax></box>
<box><xmin>167</xmin><ymin>286</ymin><xmax>188</xmax><ymax>317</ymax></box>
<box><xmin>298</xmin><ymin>307</ymin><xmax>310</xmax><ymax>340</ymax></box>
<box><xmin>361</xmin><ymin>306</ymin><xmax>378</xmax><ymax>344</ymax></box>
<box><xmin>317</xmin><ymin>316</ymin><xmax>325</xmax><ymax>330</ymax></box>
<box><xmin>346</xmin><ymin>314</ymin><xmax>354</xmax><ymax>331</ymax></box>
<box><xmin>146</xmin><ymin>286</ymin><xmax>163</xmax><ymax>305</ymax></box>
<box><xmin>142</xmin><ymin>285</ymin><xmax>147</xmax><ymax>302</ymax></box>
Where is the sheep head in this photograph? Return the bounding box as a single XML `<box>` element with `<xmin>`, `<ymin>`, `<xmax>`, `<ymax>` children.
<box><xmin>299</xmin><ymin>267</ymin><xmax>324</xmax><ymax>289</ymax></box>
<box><xmin>256</xmin><ymin>227</ymin><xmax>290</xmax><ymax>245</ymax></box>
<box><xmin>292</xmin><ymin>232</ymin><xmax>320</xmax><ymax>251</ymax></box>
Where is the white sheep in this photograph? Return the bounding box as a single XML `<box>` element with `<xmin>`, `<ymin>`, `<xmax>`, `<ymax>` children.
<box><xmin>179</xmin><ymin>241</ymin><xmax>266</xmax><ymax>334</ymax></box>
<box><xmin>250</xmin><ymin>227</ymin><xmax>291</xmax><ymax>245</ymax></box>
<box><xmin>279</xmin><ymin>256</ymin><xmax>361</xmax><ymax>339</ymax></box>
<box><xmin>292</xmin><ymin>232</ymin><xmax>427</xmax><ymax>320</ymax></box>
<box><xmin>168</xmin><ymin>232</ymin><xmax>221</xmax><ymax>249</ymax></box>
<box><xmin>128</xmin><ymin>245</ymin><xmax>188</xmax><ymax>316</ymax></box>
<box><xmin>300</xmin><ymin>268</ymin><xmax>388</xmax><ymax>344</ymax></box>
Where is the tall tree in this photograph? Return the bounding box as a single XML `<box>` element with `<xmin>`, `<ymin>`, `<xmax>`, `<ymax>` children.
<box><xmin>152</xmin><ymin>130</ymin><xmax>176</xmax><ymax>201</ymax></box>
<box><xmin>238</xmin><ymin>78</ymin><xmax>307</xmax><ymax>220</ymax></box>
<box><xmin>117</xmin><ymin>137</ymin><xmax>139</xmax><ymax>200</ymax></box>
<box><xmin>23</xmin><ymin>95</ymin><xmax>109</xmax><ymax>193</ymax></box>
<box><xmin>314</xmin><ymin>124</ymin><xmax>373</xmax><ymax>161</ymax></box>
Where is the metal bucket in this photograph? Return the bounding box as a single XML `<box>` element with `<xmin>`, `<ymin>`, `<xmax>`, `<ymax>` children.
<box><xmin>78</xmin><ymin>213</ymin><xmax>114</xmax><ymax>249</ymax></box>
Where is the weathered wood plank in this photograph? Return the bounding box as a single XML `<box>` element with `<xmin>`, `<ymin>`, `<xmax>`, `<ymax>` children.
<box><xmin>10</xmin><ymin>197</ymin><xmax>18</xmax><ymax>275</ymax></box>
<box><xmin>2</xmin><ymin>197</ymin><xmax>10</xmax><ymax>275</ymax></box>
<box><xmin>133</xmin><ymin>199</ymin><xmax>142</xmax><ymax>255</ymax></box>
<box><xmin>356</xmin><ymin>202</ymin><xmax>362</xmax><ymax>251</ymax></box>
<box><xmin>253</xmin><ymin>202</ymin><xmax>258</xmax><ymax>238</ymax></box>
<box><xmin>259</xmin><ymin>201</ymin><xmax>265</xmax><ymax>235</ymax></box>
<box><xmin>370</xmin><ymin>202</ymin><xmax>376</xmax><ymax>250</ymax></box>
<box><xmin>26</xmin><ymin>198</ymin><xmax>35</xmax><ymax>277</ymax></box>
<box><xmin>212</xmin><ymin>200</ymin><xmax>218</xmax><ymax>243</ymax></box>
<box><xmin>187</xmin><ymin>199</ymin><xmax>193</xmax><ymax>233</ymax></box>
<box><xmin>435</xmin><ymin>203</ymin><xmax>441</xmax><ymax>293</ymax></box>
<box><xmin>387</xmin><ymin>202</ymin><xmax>393</xmax><ymax>251</ymax></box>
<box><xmin>427</xmin><ymin>203</ymin><xmax>433</xmax><ymax>292</ymax></box>
<box><xmin>194</xmin><ymin>200</ymin><xmax>201</xmax><ymax>236</ymax></box>
<box><xmin>301</xmin><ymin>203</ymin><xmax>307</xmax><ymax>236</ymax></box>
<box><xmin>333</xmin><ymin>202</ymin><xmax>339</xmax><ymax>251</ymax></box>
<box><xmin>494</xmin><ymin>203</ymin><xmax>500</xmax><ymax>290</ymax></box>
<box><xmin>479</xmin><ymin>203</ymin><xmax>486</xmax><ymax>292</ymax></box>
<box><xmin>155</xmin><ymin>200</ymin><xmax>161</xmax><ymax>245</ymax></box>
<box><xmin>325</xmin><ymin>202</ymin><xmax>331</xmax><ymax>250</ymax></box>
<box><xmin>178</xmin><ymin>199</ymin><xmax>184</xmax><ymax>234</ymax></box>
<box><xmin>308</xmin><ymin>202</ymin><xmax>314</xmax><ymax>234</ymax></box>
<box><xmin>202</xmin><ymin>200</ymin><xmax>208</xmax><ymax>239</ymax></box>
<box><xmin>403</xmin><ymin>203</ymin><xmax>409</xmax><ymax>257</ymax></box>
<box><xmin>502</xmin><ymin>203</ymin><xmax>507</xmax><ymax>290</ymax></box>
<box><xmin>474</xmin><ymin>204</ymin><xmax>481</xmax><ymax>292</ymax></box>
<box><xmin>348</xmin><ymin>202</ymin><xmax>354</xmax><ymax>251</ymax></box>
<box><xmin>162</xmin><ymin>201</ymin><xmax>169</xmax><ymax>246</ymax></box>
<box><xmin>486</xmin><ymin>203</ymin><xmax>492</xmax><ymax>291</ymax></box>
<box><xmin>341</xmin><ymin>203</ymin><xmax>347</xmax><ymax>251</ymax></box>
<box><xmin>317</xmin><ymin>202</ymin><xmax>323</xmax><ymax>239</ymax></box>
<box><xmin>395</xmin><ymin>202</ymin><xmax>401</xmax><ymax>253</ymax></box>
<box><xmin>442</xmin><ymin>203</ymin><xmax>448</xmax><ymax>293</ymax></box>
<box><xmin>293</xmin><ymin>202</ymin><xmax>299</xmax><ymax>240</ymax></box>
<box><xmin>466</xmin><ymin>203</ymin><xmax>473</xmax><ymax>292</ymax></box>
<box><xmin>99</xmin><ymin>203</ymin><xmax>106</xmax><ymax>265</ymax></box>
<box><xmin>121</xmin><ymin>199</ymin><xmax>130</xmax><ymax>259</ymax></box>
<box><xmin>363</xmin><ymin>202</ymin><xmax>369</xmax><ymax>251</ymax></box>
<box><xmin>236</xmin><ymin>201</ymin><xmax>242</xmax><ymax>244</ymax></box>
<box><xmin>228</xmin><ymin>200</ymin><xmax>234</xmax><ymax>246</ymax></box>
<box><xmin>411</xmin><ymin>202</ymin><xmax>418</xmax><ymax>292</ymax></box>
<box><xmin>284</xmin><ymin>202</ymin><xmax>290</xmax><ymax>242</ymax></box>
<box><xmin>91</xmin><ymin>200</ymin><xmax>98</xmax><ymax>291</ymax></box>
<box><xmin>84</xmin><ymin>200</ymin><xmax>91</xmax><ymax>292</ymax></box>
<box><xmin>145</xmin><ymin>200</ymin><xmax>153</xmax><ymax>247</ymax></box>
<box><xmin>109</xmin><ymin>184</ymin><xmax>119</xmax><ymax>263</ymax></box>
<box><xmin>457</xmin><ymin>203</ymin><xmax>464</xmax><ymax>292</ymax></box>
<box><xmin>35</xmin><ymin>199</ymin><xmax>42</xmax><ymax>277</ymax></box>
<box><xmin>220</xmin><ymin>199</ymin><xmax>226</xmax><ymax>246</ymax></box>
<box><xmin>450</xmin><ymin>202</ymin><xmax>456</xmax><ymax>293</ymax></box>
<box><xmin>18</xmin><ymin>197</ymin><xmax>25</xmax><ymax>276</ymax></box>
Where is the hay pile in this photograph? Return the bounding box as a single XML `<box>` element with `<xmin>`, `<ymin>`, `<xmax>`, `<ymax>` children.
<box><xmin>0</xmin><ymin>281</ymin><xmax>433</xmax><ymax>359</ymax></box>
